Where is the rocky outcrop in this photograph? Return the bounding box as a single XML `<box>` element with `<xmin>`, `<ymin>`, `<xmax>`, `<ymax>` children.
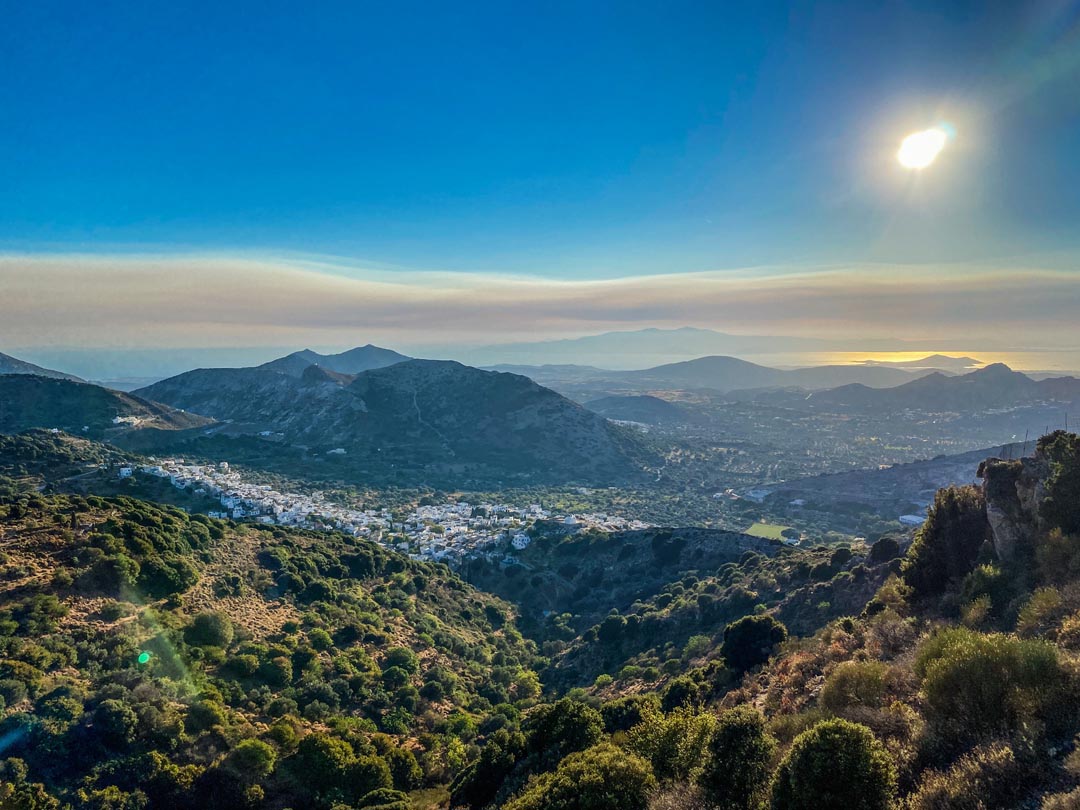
<box><xmin>979</xmin><ymin>452</ymin><xmax>1050</xmax><ymax>561</ymax></box>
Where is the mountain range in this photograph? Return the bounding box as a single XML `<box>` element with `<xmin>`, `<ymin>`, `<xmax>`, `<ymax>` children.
<box><xmin>490</xmin><ymin>354</ymin><xmax>945</xmax><ymax>397</ymax></box>
<box><xmin>256</xmin><ymin>344</ymin><xmax>411</xmax><ymax>376</ymax></box>
<box><xmin>136</xmin><ymin>353</ymin><xmax>653</xmax><ymax>482</ymax></box>
<box><xmin>804</xmin><ymin>362</ymin><xmax>1080</xmax><ymax>412</ymax></box>
<box><xmin>453</xmin><ymin>326</ymin><xmax>956</xmax><ymax>368</ymax></box>
<box><xmin>0</xmin><ymin>374</ymin><xmax>210</xmax><ymax>436</ymax></box>
<box><xmin>0</xmin><ymin>350</ymin><xmax>83</xmax><ymax>381</ymax></box>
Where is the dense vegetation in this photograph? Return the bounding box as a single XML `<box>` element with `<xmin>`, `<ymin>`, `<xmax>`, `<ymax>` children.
<box><xmin>0</xmin><ymin>491</ymin><xmax>538</xmax><ymax>808</ymax></box>
<box><xmin>2</xmin><ymin>430</ymin><xmax>1080</xmax><ymax>809</ymax></box>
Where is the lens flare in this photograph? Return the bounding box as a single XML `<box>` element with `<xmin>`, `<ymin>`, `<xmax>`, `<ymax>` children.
<box><xmin>897</xmin><ymin>128</ymin><xmax>948</xmax><ymax>169</ymax></box>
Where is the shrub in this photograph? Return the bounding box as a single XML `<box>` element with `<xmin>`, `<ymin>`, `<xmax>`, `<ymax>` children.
<box><xmin>661</xmin><ymin>676</ymin><xmax>700</xmax><ymax>712</ymax></box>
<box><xmin>902</xmin><ymin>486</ymin><xmax>988</xmax><ymax>597</ymax></box>
<box><xmin>915</xmin><ymin>627</ymin><xmax>1077</xmax><ymax>751</ymax></box>
<box><xmin>699</xmin><ymin>705</ymin><xmax>776</xmax><ymax>810</ymax></box>
<box><xmin>819</xmin><ymin>661</ymin><xmax>888</xmax><ymax>714</ymax></box>
<box><xmin>503</xmin><ymin>743</ymin><xmax>656</xmax><ymax>810</ymax></box>
<box><xmin>522</xmin><ymin>698</ymin><xmax>604</xmax><ymax>770</ymax></box>
<box><xmin>602</xmin><ymin>694</ymin><xmax>660</xmax><ymax>734</ymax></box>
<box><xmin>867</xmin><ymin>536</ymin><xmax>901</xmax><ymax>564</ymax></box>
<box><xmin>770</xmin><ymin>719</ymin><xmax>895</xmax><ymax>810</ymax></box>
<box><xmin>906</xmin><ymin>742</ymin><xmax>1028</xmax><ymax>810</ymax></box>
<box><xmin>227</xmin><ymin>739</ymin><xmax>277</xmax><ymax>780</ymax></box>
<box><xmin>186</xmin><ymin>612</ymin><xmax>234</xmax><ymax>648</ymax></box>
<box><xmin>722</xmin><ymin>615</ymin><xmax>787</xmax><ymax>672</ymax></box>
<box><xmin>626</xmin><ymin>706</ymin><xmax>716</xmax><ymax>782</ymax></box>
<box><xmin>1041</xmin><ymin>431</ymin><xmax>1080</xmax><ymax>535</ymax></box>
<box><xmin>1017</xmin><ymin>587</ymin><xmax>1065</xmax><ymax>637</ymax></box>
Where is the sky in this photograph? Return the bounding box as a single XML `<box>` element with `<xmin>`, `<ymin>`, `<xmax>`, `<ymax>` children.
<box><xmin>2</xmin><ymin>0</ymin><xmax>1080</xmax><ymax>368</ymax></box>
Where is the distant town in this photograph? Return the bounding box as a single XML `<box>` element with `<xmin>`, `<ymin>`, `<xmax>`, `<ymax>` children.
<box><xmin>130</xmin><ymin>458</ymin><xmax>651</xmax><ymax>565</ymax></box>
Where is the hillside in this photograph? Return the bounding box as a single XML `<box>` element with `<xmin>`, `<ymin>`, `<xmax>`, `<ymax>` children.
<box><xmin>805</xmin><ymin>363</ymin><xmax>1080</xmax><ymax>412</ymax></box>
<box><xmin>0</xmin><ymin>490</ymin><xmax>538</xmax><ymax>808</ymax></box>
<box><xmin>446</xmin><ymin>432</ymin><xmax>1080</xmax><ymax>810</ymax></box>
<box><xmin>584</xmin><ymin>395</ymin><xmax>694</xmax><ymax>425</ymax></box>
<box><xmin>259</xmin><ymin>345</ymin><xmax>411</xmax><ymax>377</ymax></box>
<box><xmin>624</xmin><ymin>356</ymin><xmax>938</xmax><ymax>392</ymax></box>
<box><xmin>460</xmin><ymin>525</ymin><xmax>898</xmax><ymax>689</ymax></box>
<box><xmin>137</xmin><ymin>360</ymin><xmax>654</xmax><ymax>484</ymax></box>
<box><xmin>5</xmin><ymin>431</ymin><xmax>1080</xmax><ymax>808</ymax></box>
<box><xmin>0</xmin><ymin>351</ymin><xmax>82</xmax><ymax>381</ymax></box>
<box><xmin>485</xmin><ymin>355</ymin><xmax>944</xmax><ymax>398</ymax></box>
<box><xmin>0</xmin><ymin>375</ymin><xmax>211</xmax><ymax>438</ymax></box>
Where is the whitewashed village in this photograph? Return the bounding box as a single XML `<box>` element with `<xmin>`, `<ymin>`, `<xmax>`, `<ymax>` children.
<box><xmin>127</xmin><ymin>458</ymin><xmax>650</xmax><ymax>565</ymax></box>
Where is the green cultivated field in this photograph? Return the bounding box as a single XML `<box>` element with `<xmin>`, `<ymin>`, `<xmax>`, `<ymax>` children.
<box><xmin>745</xmin><ymin>521</ymin><xmax>792</xmax><ymax>540</ymax></box>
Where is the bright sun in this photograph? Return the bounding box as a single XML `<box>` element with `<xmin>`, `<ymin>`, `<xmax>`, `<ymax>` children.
<box><xmin>897</xmin><ymin>127</ymin><xmax>948</xmax><ymax>169</ymax></box>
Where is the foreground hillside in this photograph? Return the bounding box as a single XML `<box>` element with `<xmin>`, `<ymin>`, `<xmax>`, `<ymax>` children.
<box><xmin>137</xmin><ymin>360</ymin><xmax>654</xmax><ymax>485</ymax></box>
<box><xmin>3</xmin><ymin>429</ymin><xmax>1080</xmax><ymax>809</ymax></box>
<box><xmin>444</xmin><ymin>431</ymin><xmax>1080</xmax><ymax>810</ymax></box>
<box><xmin>0</xmin><ymin>492</ymin><xmax>537</xmax><ymax>809</ymax></box>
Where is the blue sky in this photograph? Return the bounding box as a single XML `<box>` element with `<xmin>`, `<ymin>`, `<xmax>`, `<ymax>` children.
<box><xmin>1</xmin><ymin>1</ymin><xmax>1079</xmax><ymax>359</ymax></box>
<box><xmin>4</xmin><ymin>0</ymin><xmax>1079</xmax><ymax>274</ymax></box>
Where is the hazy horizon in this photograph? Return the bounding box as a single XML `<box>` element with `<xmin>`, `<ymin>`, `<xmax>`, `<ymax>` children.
<box><xmin>4</xmin><ymin>2</ymin><xmax>1079</xmax><ymax>364</ymax></box>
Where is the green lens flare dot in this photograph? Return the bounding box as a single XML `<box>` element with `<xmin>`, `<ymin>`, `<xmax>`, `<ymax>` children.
<box><xmin>137</xmin><ymin>651</ymin><xmax>152</xmax><ymax>665</ymax></box>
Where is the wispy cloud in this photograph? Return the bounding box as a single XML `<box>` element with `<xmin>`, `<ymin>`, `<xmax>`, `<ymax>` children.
<box><xmin>2</xmin><ymin>253</ymin><xmax>1078</xmax><ymax>350</ymax></box>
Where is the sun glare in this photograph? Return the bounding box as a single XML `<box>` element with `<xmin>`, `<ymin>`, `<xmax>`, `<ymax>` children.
<box><xmin>897</xmin><ymin>127</ymin><xmax>948</xmax><ymax>169</ymax></box>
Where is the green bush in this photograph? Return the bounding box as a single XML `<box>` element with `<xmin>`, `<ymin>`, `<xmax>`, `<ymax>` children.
<box><xmin>699</xmin><ymin>705</ymin><xmax>776</xmax><ymax>810</ymax></box>
<box><xmin>906</xmin><ymin>742</ymin><xmax>1028</xmax><ymax>810</ymax></box>
<box><xmin>503</xmin><ymin>743</ymin><xmax>656</xmax><ymax>810</ymax></box>
<box><xmin>227</xmin><ymin>738</ymin><xmax>277</xmax><ymax>779</ymax></box>
<box><xmin>185</xmin><ymin>611</ymin><xmax>234</xmax><ymax>648</ymax></box>
<box><xmin>819</xmin><ymin>661</ymin><xmax>888</xmax><ymax>714</ymax></box>
<box><xmin>903</xmin><ymin>486</ymin><xmax>988</xmax><ymax>598</ymax></box>
<box><xmin>1041</xmin><ymin>431</ymin><xmax>1080</xmax><ymax>535</ymax></box>
<box><xmin>770</xmin><ymin>719</ymin><xmax>895</xmax><ymax>810</ymax></box>
<box><xmin>915</xmin><ymin>627</ymin><xmax>1077</xmax><ymax>751</ymax></box>
<box><xmin>626</xmin><ymin>705</ymin><xmax>716</xmax><ymax>782</ymax></box>
<box><xmin>723</xmin><ymin>615</ymin><xmax>787</xmax><ymax>672</ymax></box>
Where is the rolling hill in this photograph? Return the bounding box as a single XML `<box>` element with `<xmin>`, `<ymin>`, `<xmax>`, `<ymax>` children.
<box><xmin>0</xmin><ymin>375</ymin><xmax>211</xmax><ymax>437</ymax></box>
<box><xmin>137</xmin><ymin>359</ymin><xmax>654</xmax><ymax>482</ymax></box>
<box><xmin>584</xmin><ymin>394</ymin><xmax>696</xmax><ymax>425</ymax></box>
<box><xmin>257</xmin><ymin>344</ymin><xmax>410</xmax><ymax>377</ymax></box>
<box><xmin>491</xmin><ymin>354</ymin><xmax>946</xmax><ymax>397</ymax></box>
<box><xmin>0</xmin><ymin>350</ymin><xmax>82</xmax><ymax>381</ymax></box>
<box><xmin>806</xmin><ymin>363</ymin><xmax>1080</xmax><ymax>412</ymax></box>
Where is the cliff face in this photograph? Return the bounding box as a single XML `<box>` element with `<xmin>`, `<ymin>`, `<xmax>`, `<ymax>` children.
<box><xmin>979</xmin><ymin>447</ymin><xmax>1051</xmax><ymax>561</ymax></box>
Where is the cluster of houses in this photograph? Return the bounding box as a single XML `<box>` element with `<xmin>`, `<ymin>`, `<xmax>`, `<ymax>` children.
<box><xmin>133</xmin><ymin>458</ymin><xmax>649</xmax><ymax>565</ymax></box>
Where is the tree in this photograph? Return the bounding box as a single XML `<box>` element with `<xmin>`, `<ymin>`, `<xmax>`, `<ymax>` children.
<box><xmin>626</xmin><ymin>705</ymin><xmax>716</xmax><ymax>782</ymax></box>
<box><xmin>1041</xmin><ymin>431</ymin><xmax>1080</xmax><ymax>535</ymax></box>
<box><xmin>522</xmin><ymin>698</ymin><xmax>604</xmax><ymax>769</ymax></box>
<box><xmin>902</xmin><ymin>486</ymin><xmax>988</xmax><ymax>597</ymax></box>
<box><xmin>503</xmin><ymin>743</ymin><xmax>657</xmax><ymax>810</ymax></box>
<box><xmin>722</xmin><ymin>615</ymin><xmax>787</xmax><ymax>672</ymax></box>
<box><xmin>185</xmin><ymin>611</ymin><xmax>234</xmax><ymax>648</ymax></box>
<box><xmin>291</xmin><ymin>733</ymin><xmax>356</xmax><ymax>787</ymax></box>
<box><xmin>601</xmin><ymin>694</ymin><xmax>660</xmax><ymax>734</ymax></box>
<box><xmin>448</xmin><ymin>729</ymin><xmax>526</xmax><ymax>810</ymax></box>
<box><xmin>227</xmin><ymin>739</ymin><xmax>276</xmax><ymax>780</ymax></box>
<box><xmin>90</xmin><ymin>699</ymin><xmax>139</xmax><ymax>750</ymax></box>
<box><xmin>699</xmin><ymin>705</ymin><xmax>776</xmax><ymax>810</ymax></box>
<box><xmin>770</xmin><ymin>719</ymin><xmax>895</xmax><ymax>810</ymax></box>
<box><xmin>660</xmin><ymin>676</ymin><xmax>700</xmax><ymax>712</ymax></box>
